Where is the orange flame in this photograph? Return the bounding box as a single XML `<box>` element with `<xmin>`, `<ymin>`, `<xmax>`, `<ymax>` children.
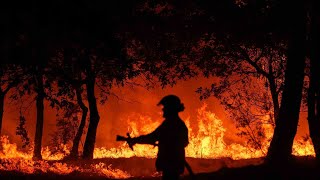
<box><xmin>0</xmin><ymin>136</ymin><xmax>131</xmax><ymax>178</ymax></box>
<box><xmin>93</xmin><ymin>104</ymin><xmax>315</xmax><ymax>159</ymax></box>
<box><xmin>0</xmin><ymin>103</ymin><xmax>315</xmax><ymax>177</ymax></box>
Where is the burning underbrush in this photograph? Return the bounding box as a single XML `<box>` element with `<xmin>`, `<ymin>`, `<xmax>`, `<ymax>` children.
<box><xmin>0</xmin><ymin>104</ymin><xmax>316</xmax><ymax>178</ymax></box>
<box><xmin>0</xmin><ymin>154</ymin><xmax>132</xmax><ymax>179</ymax></box>
<box><xmin>0</xmin><ymin>154</ymin><xmax>262</xmax><ymax>179</ymax></box>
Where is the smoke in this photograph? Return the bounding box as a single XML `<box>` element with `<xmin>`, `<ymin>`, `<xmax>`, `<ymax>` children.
<box><xmin>1</xmin><ymin>75</ymin><xmax>310</xmax><ymax>151</ymax></box>
<box><xmin>97</xmin><ymin>76</ymin><xmax>239</xmax><ymax>148</ymax></box>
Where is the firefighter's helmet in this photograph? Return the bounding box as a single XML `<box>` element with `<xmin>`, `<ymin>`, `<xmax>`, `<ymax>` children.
<box><xmin>157</xmin><ymin>95</ymin><xmax>185</xmax><ymax>112</ymax></box>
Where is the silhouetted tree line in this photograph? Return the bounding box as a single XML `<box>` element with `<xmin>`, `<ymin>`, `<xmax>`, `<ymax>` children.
<box><xmin>0</xmin><ymin>0</ymin><xmax>319</xmax><ymax>167</ymax></box>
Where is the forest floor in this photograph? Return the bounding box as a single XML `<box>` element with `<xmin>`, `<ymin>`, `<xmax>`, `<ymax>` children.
<box><xmin>0</xmin><ymin>156</ymin><xmax>319</xmax><ymax>180</ymax></box>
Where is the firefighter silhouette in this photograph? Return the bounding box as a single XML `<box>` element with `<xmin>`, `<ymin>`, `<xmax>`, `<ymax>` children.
<box><xmin>129</xmin><ymin>95</ymin><xmax>190</xmax><ymax>180</ymax></box>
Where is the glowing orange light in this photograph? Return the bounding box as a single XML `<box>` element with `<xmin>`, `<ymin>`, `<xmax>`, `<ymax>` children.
<box><xmin>0</xmin><ymin>104</ymin><xmax>315</xmax><ymax>177</ymax></box>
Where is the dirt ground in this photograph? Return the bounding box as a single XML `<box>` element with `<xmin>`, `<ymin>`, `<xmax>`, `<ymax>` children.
<box><xmin>0</xmin><ymin>156</ymin><xmax>319</xmax><ymax>180</ymax></box>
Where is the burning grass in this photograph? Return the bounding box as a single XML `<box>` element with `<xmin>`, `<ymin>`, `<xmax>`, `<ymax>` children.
<box><xmin>0</xmin><ymin>104</ymin><xmax>316</xmax><ymax>178</ymax></box>
<box><xmin>0</xmin><ymin>156</ymin><xmax>319</xmax><ymax>180</ymax></box>
<box><xmin>0</xmin><ymin>156</ymin><xmax>263</xmax><ymax>179</ymax></box>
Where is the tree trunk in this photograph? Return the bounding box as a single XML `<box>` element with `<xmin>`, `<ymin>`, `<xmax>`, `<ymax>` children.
<box><xmin>82</xmin><ymin>59</ymin><xmax>100</xmax><ymax>159</ymax></box>
<box><xmin>307</xmin><ymin>67</ymin><xmax>320</xmax><ymax>161</ymax></box>
<box><xmin>268</xmin><ymin>76</ymin><xmax>280</xmax><ymax>124</ymax></box>
<box><xmin>308</xmin><ymin>0</ymin><xmax>320</xmax><ymax>162</ymax></box>
<box><xmin>266</xmin><ymin>0</ymin><xmax>306</xmax><ymax>164</ymax></box>
<box><xmin>68</xmin><ymin>86</ymin><xmax>88</xmax><ymax>158</ymax></box>
<box><xmin>32</xmin><ymin>70</ymin><xmax>45</xmax><ymax>160</ymax></box>
<box><xmin>0</xmin><ymin>93</ymin><xmax>4</xmax><ymax>135</ymax></box>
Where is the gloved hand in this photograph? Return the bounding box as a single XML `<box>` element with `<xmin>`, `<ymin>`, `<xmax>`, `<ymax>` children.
<box><xmin>125</xmin><ymin>133</ymin><xmax>137</xmax><ymax>150</ymax></box>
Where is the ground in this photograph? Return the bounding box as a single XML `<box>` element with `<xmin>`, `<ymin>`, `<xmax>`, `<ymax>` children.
<box><xmin>0</xmin><ymin>156</ymin><xmax>319</xmax><ymax>180</ymax></box>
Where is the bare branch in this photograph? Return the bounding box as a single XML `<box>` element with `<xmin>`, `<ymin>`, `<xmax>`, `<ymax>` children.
<box><xmin>237</xmin><ymin>45</ymin><xmax>270</xmax><ymax>78</ymax></box>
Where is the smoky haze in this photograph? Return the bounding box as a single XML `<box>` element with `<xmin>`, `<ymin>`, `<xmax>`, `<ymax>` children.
<box><xmin>2</xmin><ymin>75</ymin><xmax>309</xmax><ymax>150</ymax></box>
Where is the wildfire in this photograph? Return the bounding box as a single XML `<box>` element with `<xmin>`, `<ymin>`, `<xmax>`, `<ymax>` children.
<box><xmin>95</xmin><ymin>104</ymin><xmax>315</xmax><ymax>160</ymax></box>
<box><xmin>0</xmin><ymin>104</ymin><xmax>315</xmax><ymax>177</ymax></box>
<box><xmin>0</xmin><ymin>137</ymin><xmax>131</xmax><ymax>178</ymax></box>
